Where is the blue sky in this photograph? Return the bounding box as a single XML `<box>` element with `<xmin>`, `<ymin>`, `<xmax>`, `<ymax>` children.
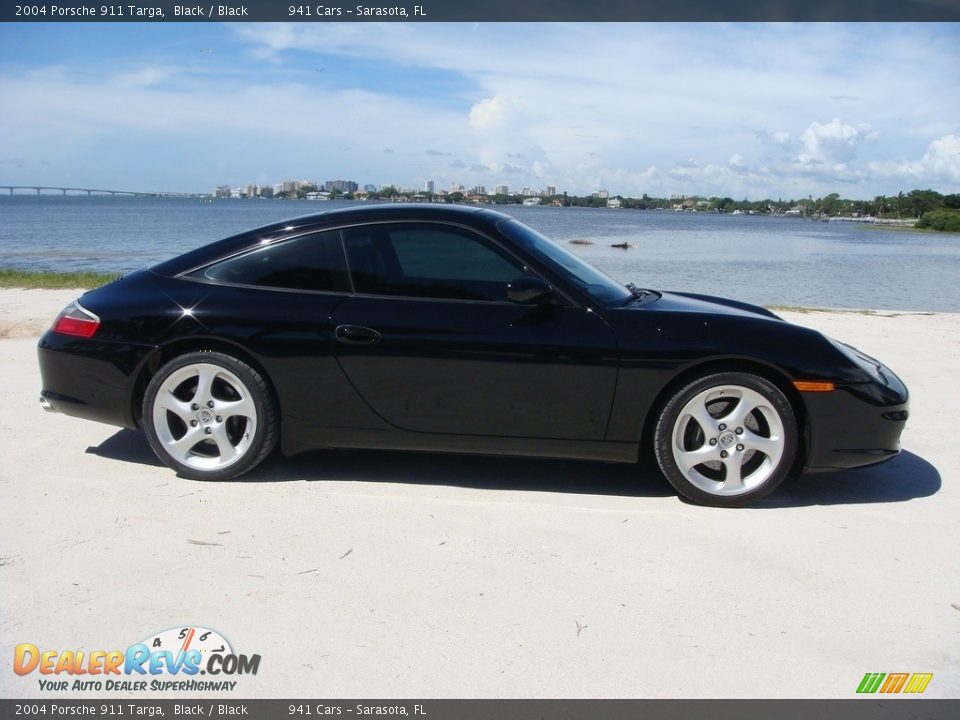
<box><xmin>1</xmin><ymin>22</ymin><xmax>958</xmax><ymax>198</ymax></box>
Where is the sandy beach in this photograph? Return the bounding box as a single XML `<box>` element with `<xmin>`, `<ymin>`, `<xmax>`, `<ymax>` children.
<box><xmin>1</xmin><ymin>287</ymin><xmax>958</xmax><ymax>698</ymax></box>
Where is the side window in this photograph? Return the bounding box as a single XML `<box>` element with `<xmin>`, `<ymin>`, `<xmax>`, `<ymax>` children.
<box><xmin>196</xmin><ymin>231</ymin><xmax>350</xmax><ymax>293</ymax></box>
<box><xmin>343</xmin><ymin>224</ymin><xmax>522</xmax><ymax>301</ymax></box>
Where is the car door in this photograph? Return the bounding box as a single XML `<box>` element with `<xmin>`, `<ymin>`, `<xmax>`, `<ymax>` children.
<box><xmin>329</xmin><ymin>221</ymin><xmax>618</xmax><ymax>440</ymax></box>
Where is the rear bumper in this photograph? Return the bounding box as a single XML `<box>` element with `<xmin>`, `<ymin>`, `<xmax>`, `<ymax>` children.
<box><xmin>803</xmin><ymin>373</ymin><xmax>909</xmax><ymax>472</ymax></box>
<box><xmin>37</xmin><ymin>331</ymin><xmax>157</xmax><ymax>430</ymax></box>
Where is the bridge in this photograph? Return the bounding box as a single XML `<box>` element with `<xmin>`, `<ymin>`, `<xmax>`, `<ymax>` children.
<box><xmin>0</xmin><ymin>185</ymin><xmax>204</xmax><ymax>198</ymax></box>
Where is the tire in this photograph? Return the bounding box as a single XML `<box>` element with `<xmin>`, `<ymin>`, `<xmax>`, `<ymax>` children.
<box><xmin>143</xmin><ymin>351</ymin><xmax>278</xmax><ymax>481</ymax></box>
<box><xmin>654</xmin><ymin>372</ymin><xmax>797</xmax><ymax>507</ymax></box>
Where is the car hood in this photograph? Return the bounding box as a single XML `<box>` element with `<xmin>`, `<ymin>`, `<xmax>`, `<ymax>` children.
<box><xmin>640</xmin><ymin>290</ymin><xmax>782</xmax><ymax>320</ymax></box>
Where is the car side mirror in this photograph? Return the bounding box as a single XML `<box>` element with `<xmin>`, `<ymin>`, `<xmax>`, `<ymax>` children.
<box><xmin>507</xmin><ymin>276</ymin><xmax>554</xmax><ymax>304</ymax></box>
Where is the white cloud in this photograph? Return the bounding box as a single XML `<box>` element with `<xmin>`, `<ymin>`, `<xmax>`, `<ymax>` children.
<box><xmin>728</xmin><ymin>154</ymin><xmax>748</xmax><ymax>172</ymax></box>
<box><xmin>797</xmin><ymin>119</ymin><xmax>877</xmax><ymax>166</ymax></box>
<box><xmin>756</xmin><ymin>129</ymin><xmax>792</xmax><ymax>147</ymax></box>
<box><xmin>869</xmin><ymin>134</ymin><xmax>960</xmax><ymax>185</ymax></box>
<box><xmin>921</xmin><ymin>134</ymin><xmax>960</xmax><ymax>181</ymax></box>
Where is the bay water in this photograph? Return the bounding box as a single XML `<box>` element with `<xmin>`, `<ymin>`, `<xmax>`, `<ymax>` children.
<box><xmin>1</xmin><ymin>196</ymin><xmax>958</xmax><ymax>311</ymax></box>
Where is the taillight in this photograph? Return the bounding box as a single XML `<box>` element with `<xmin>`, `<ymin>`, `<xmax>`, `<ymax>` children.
<box><xmin>52</xmin><ymin>301</ymin><xmax>100</xmax><ymax>338</ymax></box>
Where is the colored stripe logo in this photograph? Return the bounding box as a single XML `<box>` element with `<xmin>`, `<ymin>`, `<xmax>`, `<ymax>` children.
<box><xmin>857</xmin><ymin>672</ymin><xmax>932</xmax><ymax>694</ymax></box>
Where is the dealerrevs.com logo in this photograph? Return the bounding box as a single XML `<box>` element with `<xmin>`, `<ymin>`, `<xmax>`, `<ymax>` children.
<box><xmin>14</xmin><ymin>626</ymin><xmax>261</xmax><ymax>692</ymax></box>
<box><xmin>856</xmin><ymin>672</ymin><xmax>933</xmax><ymax>694</ymax></box>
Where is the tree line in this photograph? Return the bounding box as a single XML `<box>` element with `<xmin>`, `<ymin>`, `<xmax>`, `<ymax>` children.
<box><xmin>272</xmin><ymin>185</ymin><xmax>960</xmax><ymax>231</ymax></box>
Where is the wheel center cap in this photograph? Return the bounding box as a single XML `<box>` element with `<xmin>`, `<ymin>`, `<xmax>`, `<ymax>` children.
<box><xmin>718</xmin><ymin>431</ymin><xmax>737</xmax><ymax>449</ymax></box>
<box><xmin>198</xmin><ymin>409</ymin><xmax>214</xmax><ymax>425</ymax></box>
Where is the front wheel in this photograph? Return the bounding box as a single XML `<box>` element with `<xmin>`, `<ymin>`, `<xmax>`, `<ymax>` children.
<box><xmin>143</xmin><ymin>351</ymin><xmax>277</xmax><ymax>481</ymax></box>
<box><xmin>654</xmin><ymin>372</ymin><xmax>798</xmax><ymax>507</ymax></box>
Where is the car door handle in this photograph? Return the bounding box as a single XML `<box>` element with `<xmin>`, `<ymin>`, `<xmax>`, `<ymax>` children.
<box><xmin>335</xmin><ymin>325</ymin><xmax>381</xmax><ymax>345</ymax></box>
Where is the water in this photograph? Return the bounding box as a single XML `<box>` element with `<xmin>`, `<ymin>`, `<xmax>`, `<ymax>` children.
<box><xmin>1</xmin><ymin>195</ymin><xmax>958</xmax><ymax>311</ymax></box>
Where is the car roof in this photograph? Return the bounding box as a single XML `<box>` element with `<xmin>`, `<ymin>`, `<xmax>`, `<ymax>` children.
<box><xmin>274</xmin><ymin>202</ymin><xmax>514</xmax><ymax>229</ymax></box>
<box><xmin>151</xmin><ymin>203</ymin><xmax>517</xmax><ymax>277</ymax></box>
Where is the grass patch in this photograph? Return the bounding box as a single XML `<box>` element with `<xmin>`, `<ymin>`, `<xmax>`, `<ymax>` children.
<box><xmin>0</xmin><ymin>267</ymin><xmax>119</xmax><ymax>289</ymax></box>
<box><xmin>767</xmin><ymin>305</ymin><xmax>929</xmax><ymax>317</ymax></box>
<box><xmin>766</xmin><ymin>304</ymin><xmax>883</xmax><ymax>315</ymax></box>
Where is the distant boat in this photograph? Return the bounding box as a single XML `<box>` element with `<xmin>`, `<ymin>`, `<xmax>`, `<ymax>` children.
<box><xmin>523</xmin><ymin>197</ymin><xmax>541</xmax><ymax>206</ymax></box>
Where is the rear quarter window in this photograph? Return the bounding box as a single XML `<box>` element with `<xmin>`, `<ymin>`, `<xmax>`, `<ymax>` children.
<box><xmin>194</xmin><ymin>231</ymin><xmax>350</xmax><ymax>293</ymax></box>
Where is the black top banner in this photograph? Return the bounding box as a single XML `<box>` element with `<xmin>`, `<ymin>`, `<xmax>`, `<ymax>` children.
<box><xmin>4</xmin><ymin>0</ymin><xmax>960</xmax><ymax>22</ymax></box>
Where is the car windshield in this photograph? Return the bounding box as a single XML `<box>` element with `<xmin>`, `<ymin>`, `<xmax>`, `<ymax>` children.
<box><xmin>498</xmin><ymin>218</ymin><xmax>632</xmax><ymax>306</ymax></box>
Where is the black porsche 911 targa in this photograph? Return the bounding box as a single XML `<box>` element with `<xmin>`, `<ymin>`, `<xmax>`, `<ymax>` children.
<box><xmin>38</xmin><ymin>205</ymin><xmax>909</xmax><ymax>506</ymax></box>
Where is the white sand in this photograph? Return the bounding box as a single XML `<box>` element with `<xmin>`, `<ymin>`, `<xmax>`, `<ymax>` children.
<box><xmin>1</xmin><ymin>289</ymin><xmax>958</xmax><ymax>698</ymax></box>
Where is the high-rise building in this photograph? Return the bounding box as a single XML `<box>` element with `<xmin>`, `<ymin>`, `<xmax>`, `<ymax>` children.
<box><xmin>214</xmin><ymin>185</ymin><xmax>231</xmax><ymax>198</ymax></box>
<box><xmin>325</xmin><ymin>180</ymin><xmax>358</xmax><ymax>193</ymax></box>
<box><xmin>494</xmin><ymin>184</ymin><xmax>509</xmax><ymax>195</ymax></box>
<box><xmin>546</xmin><ymin>186</ymin><xmax>557</xmax><ymax>196</ymax></box>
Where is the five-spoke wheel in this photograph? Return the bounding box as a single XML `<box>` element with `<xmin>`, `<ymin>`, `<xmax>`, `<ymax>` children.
<box><xmin>143</xmin><ymin>352</ymin><xmax>277</xmax><ymax>480</ymax></box>
<box><xmin>655</xmin><ymin>372</ymin><xmax>797</xmax><ymax>507</ymax></box>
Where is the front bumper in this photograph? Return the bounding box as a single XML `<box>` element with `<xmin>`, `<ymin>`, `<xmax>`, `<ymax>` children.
<box><xmin>803</xmin><ymin>370</ymin><xmax>909</xmax><ymax>472</ymax></box>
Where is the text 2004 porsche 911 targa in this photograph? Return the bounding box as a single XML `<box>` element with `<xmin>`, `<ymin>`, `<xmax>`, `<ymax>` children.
<box><xmin>38</xmin><ymin>205</ymin><xmax>908</xmax><ymax>507</ymax></box>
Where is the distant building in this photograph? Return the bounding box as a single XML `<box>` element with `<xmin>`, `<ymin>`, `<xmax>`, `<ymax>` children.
<box><xmin>244</xmin><ymin>184</ymin><xmax>258</xmax><ymax>198</ymax></box>
<box><xmin>494</xmin><ymin>184</ymin><xmax>509</xmax><ymax>195</ymax></box>
<box><xmin>260</xmin><ymin>186</ymin><xmax>274</xmax><ymax>199</ymax></box>
<box><xmin>607</xmin><ymin>196</ymin><xmax>622</xmax><ymax>209</ymax></box>
<box><xmin>325</xmin><ymin>180</ymin><xmax>358</xmax><ymax>193</ymax></box>
<box><xmin>363</xmin><ymin>184</ymin><xmax>378</xmax><ymax>193</ymax></box>
<box><xmin>423</xmin><ymin>180</ymin><xmax>435</xmax><ymax>193</ymax></box>
<box><xmin>470</xmin><ymin>185</ymin><xmax>486</xmax><ymax>196</ymax></box>
<box><xmin>546</xmin><ymin>186</ymin><xmax>556</xmax><ymax>197</ymax></box>
<box><xmin>281</xmin><ymin>180</ymin><xmax>297</xmax><ymax>194</ymax></box>
<box><xmin>593</xmin><ymin>189</ymin><xmax>610</xmax><ymax>199</ymax></box>
<box><xmin>214</xmin><ymin>185</ymin><xmax>231</xmax><ymax>198</ymax></box>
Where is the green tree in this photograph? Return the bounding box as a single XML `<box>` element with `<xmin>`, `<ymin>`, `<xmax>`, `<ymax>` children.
<box><xmin>905</xmin><ymin>189</ymin><xmax>943</xmax><ymax>217</ymax></box>
<box><xmin>711</xmin><ymin>197</ymin><xmax>735</xmax><ymax>213</ymax></box>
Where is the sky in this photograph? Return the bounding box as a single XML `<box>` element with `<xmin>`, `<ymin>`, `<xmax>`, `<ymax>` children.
<box><xmin>0</xmin><ymin>22</ymin><xmax>958</xmax><ymax>199</ymax></box>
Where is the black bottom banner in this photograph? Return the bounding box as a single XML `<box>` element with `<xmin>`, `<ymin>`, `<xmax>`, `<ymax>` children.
<box><xmin>2</xmin><ymin>699</ymin><xmax>960</xmax><ymax>720</ymax></box>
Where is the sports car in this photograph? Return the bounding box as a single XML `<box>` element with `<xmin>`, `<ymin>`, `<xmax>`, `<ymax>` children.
<box><xmin>38</xmin><ymin>204</ymin><xmax>909</xmax><ymax>506</ymax></box>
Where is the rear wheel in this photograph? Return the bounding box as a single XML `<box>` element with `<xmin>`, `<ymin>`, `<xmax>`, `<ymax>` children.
<box><xmin>654</xmin><ymin>372</ymin><xmax>797</xmax><ymax>507</ymax></box>
<box><xmin>143</xmin><ymin>352</ymin><xmax>277</xmax><ymax>480</ymax></box>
